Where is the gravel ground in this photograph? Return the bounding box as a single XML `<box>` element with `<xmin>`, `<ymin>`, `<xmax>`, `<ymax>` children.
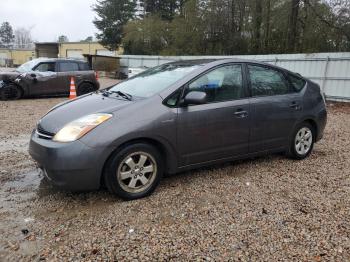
<box><xmin>0</xmin><ymin>96</ymin><xmax>349</xmax><ymax>261</ymax></box>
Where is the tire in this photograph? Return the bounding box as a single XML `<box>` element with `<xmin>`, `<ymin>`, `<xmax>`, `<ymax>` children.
<box><xmin>77</xmin><ymin>82</ymin><xmax>95</xmax><ymax>96</ymax></box>
<box><xmin>104</xmin><ymin>143</ymin><xmax>164</xmax><ymax>200</ymax></box>
<box><xmin>0</xmin><ymin>83</ymin><xmax>23</xmax><ymax>100</ymax></box>
<box><xmin>287</xmin><ymin>122</ymin><xmax>315</xmax><ymax>160</ymax></box>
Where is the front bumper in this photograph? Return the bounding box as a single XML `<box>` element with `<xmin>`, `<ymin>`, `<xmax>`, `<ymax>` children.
<box><xmin>29</xmin><ymin>130</ymin><xmax>106</xmax><ymax>191</ymax></box>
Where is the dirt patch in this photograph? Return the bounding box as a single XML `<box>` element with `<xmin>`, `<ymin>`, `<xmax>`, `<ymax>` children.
<box><xmin>0</xmin><ymin>98</ymin><xmax>349</xmax><ymax>261</ymax></box>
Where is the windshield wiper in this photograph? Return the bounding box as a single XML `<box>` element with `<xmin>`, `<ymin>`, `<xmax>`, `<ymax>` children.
<box><xmin>113</xmin><ymin>90</ymin><xmax>133</xmax><ymax>101</ymax></box>
<box><xmin>101</xmin><ymin>90</ymin><xmax>133</xmax><ymax>101</ymax></box>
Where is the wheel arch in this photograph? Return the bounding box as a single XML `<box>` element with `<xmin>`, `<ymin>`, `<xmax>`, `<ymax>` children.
<box><xmin>302</xmin><ymin>119</ymin><xmax>318</xmax><ymax>139</ymax></box>
<box><xmin>78</xmin><ymin>80</ymin><xmax>98</xmax><ymax>91</ymax></box>
<box><xmin>288</xmin><ymin>117</ymin><xmax>319</xmax><ymax>148</ymax></box>
<box><xmin>100</xmin><ymin>137</ymin><xmax>178</xmax><ymax>187</ymax></box>
<box><xmin>1</xmin><ymin>81</ymin><xmax>25</xmax><ymax>98</ymax></box>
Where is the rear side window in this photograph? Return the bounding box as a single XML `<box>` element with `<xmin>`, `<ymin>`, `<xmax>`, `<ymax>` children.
<box><xmin>78</xmin><ymin>62</ymin><xmax>90</xmax><ymax>71</ymax></box>
<box><xmin>59</xmin><ymin>62</ymin><xmax>79</xmax><ymax>72</ymax></box>
<box><xmin>248</xmin><ymin>65</ymin><xmax>289</xmax><ymax>96</ymax></box>
<box><xmin>289</xmin><ymin>74</ymin><xmax>306</xmax><ymax>91</ymax></box>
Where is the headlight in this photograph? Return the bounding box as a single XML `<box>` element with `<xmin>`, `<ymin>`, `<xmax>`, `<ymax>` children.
<box><xmin>53</xmin><ymin>113</ymin><xmax>112</xmax><ymax>143</ymax></box>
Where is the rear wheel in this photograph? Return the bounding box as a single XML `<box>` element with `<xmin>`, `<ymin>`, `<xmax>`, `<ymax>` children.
<box><xmin>77</xmin><ymin>82</ymin><xmax>95</xmax><ymax>96</ymax></box>
<box><xmin>287</xmin><ymin>122</ymin><xmax>315</xmax><ymax>160</ymax></box>
<box><xmin>104</xmin><ymin>143</ymin><xmax>164</xmax><ymax>200</ymax></box>
<box><xmin>0</xmin><ymin>83</ymin><xmax>23</xmax><ymax>100</ymax></box>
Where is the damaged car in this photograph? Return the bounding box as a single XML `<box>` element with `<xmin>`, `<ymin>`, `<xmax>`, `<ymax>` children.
<box><xmin>0</xmin><ymin>58</ymin><xmax>100</xmax><ymax>100</ymax></box>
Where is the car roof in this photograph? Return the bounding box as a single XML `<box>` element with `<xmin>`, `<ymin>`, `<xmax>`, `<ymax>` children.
<box><xmin>166</xmin><ymin>59</ymin><xmax>217</xmax><ymax>66</ymax></box>
<box><xmin>31</xmin><ymin>58</ymin><xmax>87</xmax><ymax>63</ymax></box>
<box><xmin>167</xmin><ymin>58</ymin><xmax>273</xmax><ymax>67</ymax></box>
<box><xmin>165</xmin><ymin>58</ymin><xmax>296</xmax><ymax>76</ymax></box>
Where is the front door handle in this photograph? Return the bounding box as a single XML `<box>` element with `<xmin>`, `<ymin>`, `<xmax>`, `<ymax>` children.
<box><xmin>234</xmin><ymin>109</ymin><xmax>248</xmax><ymax>118</ymax></box>
<box><xmin>290</xmin><ymin>102</ymin><xmax>301</xmax><ymax>110</ymax></box>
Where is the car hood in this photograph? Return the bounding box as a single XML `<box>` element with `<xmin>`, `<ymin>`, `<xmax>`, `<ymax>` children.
<box><xmin>0</xmin><ymin>71</ymin><xmax>20</xmax><ymax>81</ymax></box>
<box><xmin>38</xmin><ymin>93</ymin><xmax>133</xmax><ymax>134</ymax></box>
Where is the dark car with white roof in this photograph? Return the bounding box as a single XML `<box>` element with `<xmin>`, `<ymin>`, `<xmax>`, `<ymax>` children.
<box><xmin>0</xmin><ymin>58</ymin><xmax>99</xmax><ymax>100</ymax></box>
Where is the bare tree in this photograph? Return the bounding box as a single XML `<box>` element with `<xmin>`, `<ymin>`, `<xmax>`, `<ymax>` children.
<box><xmin>324</xmin><ymin>0</ymin><xmax>350</xmax><ymax>41</ymax></box>
<box><xmin>14</xmin><ymin>27</ymin><xmax>34</xmax><ymax>49</ymax></box>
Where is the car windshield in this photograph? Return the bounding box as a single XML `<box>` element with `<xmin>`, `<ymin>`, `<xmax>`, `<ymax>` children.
<box><xmin>16</xmin><ymin>60</ymin><xmax>40</xmax><ymax>73</ymax></box>
<box><xmin>109</xmin><ymin>63</ymin><xmax>202</xmax><ymax>98</ymax></box>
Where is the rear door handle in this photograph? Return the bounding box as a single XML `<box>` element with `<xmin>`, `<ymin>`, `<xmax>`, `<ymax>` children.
<box><xmin>234</xmin><ymin>109</ymin><xmax>248</xmax><ymax>118</ymax></box>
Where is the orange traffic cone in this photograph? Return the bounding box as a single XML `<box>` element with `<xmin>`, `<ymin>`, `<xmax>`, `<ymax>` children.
<box><xmin>69</xmin><ymin>77</ymin><xmax>77</xmax><ymax>100</ymax></box>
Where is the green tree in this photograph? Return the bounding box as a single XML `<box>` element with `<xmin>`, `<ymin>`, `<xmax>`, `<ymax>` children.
<box><xmin>93</xmin><ymin>0</ymin><xmax>137</xmax><ymax>50</ymax></box>
<box><xmin>81</xmin><ymin>36</ymin><xmax>94</xmax><ymax>42</ymax></box>
<box><xmin>0</xmin><ymin>22</ymin><xmax>15</xmax><ymax>46</ymax></box>
<box><xmin>141</xmin><ymin>0</ymin><xmax>187</xmax><ymax>20</ymax></box>
<box><xmin>123</xmin><ymin>15</ymin><xmax>171</xmax><ymax>54</ymax></box>
<box><xmin>58</xmin><ymin>35</ymin><xmax>69</xmax><ymax>42</ymax></box>
<box><xmin>121</xmin><ymin>0</ymin><xmax>350</xmax><ymax>55</ymax></box>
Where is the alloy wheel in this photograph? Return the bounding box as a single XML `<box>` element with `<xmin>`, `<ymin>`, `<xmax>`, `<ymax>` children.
<box><xmin>294</xmin><ymin>127</ymin><xmax>313</xmax><ymax>155</ymax></box>
<box><xmin>117</xmin><ymin>151</ymin><xmax>157</xmax><ymax>194</ymax></box>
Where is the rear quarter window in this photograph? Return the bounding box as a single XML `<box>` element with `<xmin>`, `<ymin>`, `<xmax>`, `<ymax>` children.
<box><xmin>289</xmin><ymin>74</ymin><xmax>306</xmax><ymax>91</ymax></box>
<box><xmin>78</xmin><ymin>63</ymin><xmax>90</xmax><ymax>71</ymax></box>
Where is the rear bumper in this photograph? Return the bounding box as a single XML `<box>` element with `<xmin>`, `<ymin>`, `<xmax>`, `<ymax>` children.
<box><xmin>29</xmin><ymin>130</ymin><xmax>105</xmax><ymax>191</ymax></box>
<box><xmin>95</xmin><ymin>81</ymin><xmax>100</xmax><ymax>90</ymax></box>
<box><xmin>316</xmin><ymin>108</ymin><xmax>327</xmax><ymax>142</ymax></box>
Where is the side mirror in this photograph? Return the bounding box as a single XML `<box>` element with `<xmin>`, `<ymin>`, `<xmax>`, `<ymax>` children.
<box><xmin>183</xmin><ymin>91</ymin><xmax>207</xmax><ymax>106</ymax></box>
<box><xmin>30</xmin><ymin>73</ymin><xmax>37</xmax><ymax>82</ymax></box>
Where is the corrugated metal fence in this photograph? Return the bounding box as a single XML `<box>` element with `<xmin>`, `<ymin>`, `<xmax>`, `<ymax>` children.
<box><xmin>118</xmin><ymin>52</ymin><xmax>350</xmax><ymax>102</ymax></box>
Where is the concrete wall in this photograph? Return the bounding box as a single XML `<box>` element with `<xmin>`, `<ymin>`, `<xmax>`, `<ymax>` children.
<box><xmin>58</xmin><ymin>42</ymin><xmax>123</xmax><ymax>58</ymax></box>
<box><xmin>0</xmin><ymin>49</ymin><xmax>35</xmax><ymax>66</ymax></box>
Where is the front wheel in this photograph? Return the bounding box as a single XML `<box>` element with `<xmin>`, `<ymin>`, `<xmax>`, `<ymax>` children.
<box><xmin>104</xmin><ymin>143</ymin><xmax>164</xmax><ymax>200</ymax></box>
<box><xmin>0</xmin><ymin>83</ymin><xmax>23</xmax><ymax>100</ymax></box>
<box><xmin>287</xmin><ymin>122</ymin><xmax>315</xmax><ymax>160</ymax></box>
<box><xmin>77</xmin><ymin>82</ymin><xmax>95</xmax><ymax>96</ymax></box>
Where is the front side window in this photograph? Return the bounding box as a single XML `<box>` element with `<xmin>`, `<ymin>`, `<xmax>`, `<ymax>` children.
<box><xmin>34</xmin><ymin>62</ymin><xmax>56</xmax><ymax>72</ymax></box>
<box><xmin>248</xmin><ymin>65</ymin><xmax>289</xmax><ymax>96</ymax></box>
<box><xmin>17</xmin><ymin>59</ymin><xmax>41</xmax><ymax>73</ymax></box>
<box><xmin>187</xmin><ymin>64</ymin><xmax>243</xmax><ymax>103</ymax></box>
<box><xmin>59</xmin><ymin>62</ymin><xmax>79</xmax><ymax>72</ymax></box>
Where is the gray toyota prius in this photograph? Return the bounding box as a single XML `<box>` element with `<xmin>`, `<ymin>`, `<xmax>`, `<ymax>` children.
<box><xmin>29</xmin><ymin>59</ymin><xmax>327</xmax><ymax>200</ymax></box>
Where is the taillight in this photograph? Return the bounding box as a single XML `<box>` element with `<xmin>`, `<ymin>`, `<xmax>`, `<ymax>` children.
<box><xmin>95</xmin><ymin>71</ymin><xmax>99</xmax><ymax>81</ymax></box>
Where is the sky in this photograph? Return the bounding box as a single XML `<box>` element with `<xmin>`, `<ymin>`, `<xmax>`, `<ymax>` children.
<box><xmin>0</xmin><ymin>0</ymin><xmax>99</xmax><ymax>42</ymax></box>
